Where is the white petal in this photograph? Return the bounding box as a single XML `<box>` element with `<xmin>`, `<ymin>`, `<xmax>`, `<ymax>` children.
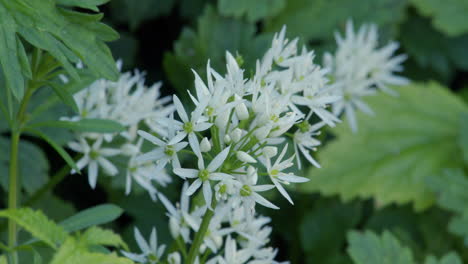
<box><xmin>138</xmin><ymin>130</ymin><xmax>165</xmax><ymax>146</ymax></box>
<box><xmin>173</xmin><ymin>168</ymin><xmax>199</xmax><ymax>179</ymax></box>
<box><xmin>207</xmin><ymin>146</ymin><xmax>230</xmax><ymax>172</ymax></box>
<box><xmin>88</xmin><ymin>161</ymin><xmax>98</xmax><ymax>189</ymax></box>
<box><xmin>97</xmin><ymin>157</ymin><xmax>118</xmax><ymax>176</ymax></box>
<box><xmin>136</xmin><ymin>149</ymin><xmax>165</xmax><ymax>163</ymax></box>
<box><xmin>203</xmin><ymin>181</ymin><xmax>213</xmax><ymax>209</ymax></box>
<box><xmin>134</xmin><ymin>227</ymin><xmax>151</xmax><ymax>253</ymax></box>
<box><xmin>251</xmin><ymin>184</ymin><xmax>275</xmax><ymax>192</ymax></box>
<box><xmin>173</xmin><ymin>95</ymin><xmax>189</xmax><ymax>122</ymax></box>
<box><xmin>278</xmin><ymin>174</ymin><xmax>309</xmax><ymax>183</ymax></box>
<box><xmin>185</xmin><ymin>179</ymin><xmax>202</xmax><ymax>196</ymax></box>
<box><xmin>194</xmin><ymin>122</ymin><xmax>212</xmax><ymax>132</ymax></box>
<box><xmin>210</xmin><ymin>173</ymin><xmax>233</xmax><ymax>181</ymax></box>
<box><xmin>273</xmin><ymin>180</ymin><xmax>294</xmax><ymax>205</ymax></box>
<box><xmin>168</xmin><ymin>132</ymin><xmax>187</xmax><ymax>145</ymax></box>
<box><xmin>188</xmin><ymin>133</ymin><xmax>201</xmax><ymax>158</ymax></box>
<box><xmin>252</xmin><ymin>192</ymin><xmax>279</xmax><ymax>209</ymax></box>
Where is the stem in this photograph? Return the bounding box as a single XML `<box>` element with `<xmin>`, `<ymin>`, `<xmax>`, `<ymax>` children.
<box><xmin>186</xmin><ymin>199</ymin><xmax>217</xmax><ymax>264</ymax></box>
<box><xmin>7</xmin><ymin>132</ymin><xmax>20</xmax><ymax>263</ymax></box>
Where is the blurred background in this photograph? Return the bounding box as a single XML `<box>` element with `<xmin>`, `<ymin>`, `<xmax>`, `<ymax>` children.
<box><xmin>2</xmin><ymin>0</ymin><xmax>468</xmax><ymax>263</ymax></box>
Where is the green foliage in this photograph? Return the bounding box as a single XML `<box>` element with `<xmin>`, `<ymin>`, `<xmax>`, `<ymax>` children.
<box><xmin>59</xmin><ymin>204</ymin><xmax>124</xmax><ymax>233</ymax></box>
<box><xmin>265</xmin><ymin>0</ymin><xmax>407</xmax><ymax>42</ymax></box>
<box><xmin>347</xmin><ymin>230</ymin><xmax>462</xmax><ymax>264</ymax></box>
<box><xmin>0</xmin><ymin>208</ymin><xmax>68</xmax><ymax>249</ymax></box>
<box><xmin>218</xmin><ymin>0</ymin><xmax>285</xmax><ymax>22</ymax></box>
<box><xmin>410</xmin><ymin>0</ymin><xmax>468</xmax><ymax>36</ymax></box>
<box><xmin>301</xmin><ymin>82</ymin><xmax>468</xmax><ymax>210</ymax></box>
<box><xmin>0</xmin><ymin>0</ymin><xmax>118</xmax><ymax>100</ymax></box>
<box><xmin>30</xmin><ymin>119</ymin><xmax>126</xmax><ymax>133</ymax></box>
<box><xmin>81</xmin><ymin>226</ymin><xmax>127</xmax><ymax>250</ymax></box>
<box><xmin>427</xmin><ymin>169</ymin><xmax>468</xmax><ymax>245</ymax></box>
<box><xmin>459</xmin><ymin>113</ymin><xmax>468</xmax><ymax>165</ymax></box>
<box><xmin>110</xmin><ymin>0</ymin><xmax>175</xmax><ymax>30</ymax></box>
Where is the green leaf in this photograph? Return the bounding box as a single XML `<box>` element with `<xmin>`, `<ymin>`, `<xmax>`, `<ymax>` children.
<box><xmin>0</xmin><ymin>4</ymin><xmax>24</xmax><ymax>100</ymax></box>
<box><xmin>218</xmin><ymin>0</ymin><xmax>285</xmax><ymax>22</ymax></box>
<box><xmin>347</xmin><ymin>230</ymin><xmax>415</xmax><ymax>264</ymax></box>
<box><xmin>427</xmin><ymin>169</ymin><xmax>468</xmax><ymax>245</ymax></box>
<box><xmin>0</xmin><ymin>208</ymin><xmax>68</xmax><ymax>249</ymax></box>
<box><xmin>459</xmin><ymin>112</ymin><xmax>468</xmax><ymax>165</ymax></box>
<box><xmin>0</xmin><ymin>256</ymin><xmax>6</xmax><ymax>264</ymax></box>
<box><xmin>50</xmin><ymin>237</ymin><xmax>132</xmax><ymax>264</ymax></box>
<box><xmin>82</xmin><ymin>227</ymin><xmax>127</xmax><ymax>250</ymax></box>
<box><xmin>300</xmin><ymin>82</ymin><xmax>468</xmax><ymax>210</ymax></box>
<box><xmin>410</xmin><ymin>0</ymin><xmax>468</xmax><ymax>36</ymax></box>
<box><xmin>109</xmin><ymin>0</ymin><xmax>175</xmax><ymax>30</ymax></box>
<box><xmin>59</xmin><ymin>204</ymin><xmax>123</xmax><ymax>233</ymax></box>
<box><xmin>0</xmin><ymin>0</ymin><xmax>119</xmax><ymax>87</ymax></box>
<box><xmin>30</xmin><ymin>119</ymin><xmax>125</xmax><ymax>133</ymax></box>
<box><xmin>265</xmin><ymin>0</ymin><xmax>407</xmax><ymax>42</ymax></box>
<box><xmin>25</xmin><ymin>128</ymin><xmax>79</xmax><ymax>173</ymax></box>
<box><xmin>47</xmin><ymin>81</ymin><xmax>79</xmax><ymax>113</ymax></box>
<box><xmin>424</xmin><ymin>252</ymin><xmax>462</xmax><ymax>264</ymax></box>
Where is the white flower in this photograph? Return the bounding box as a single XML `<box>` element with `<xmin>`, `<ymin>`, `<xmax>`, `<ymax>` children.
<box><xmin>173</xmin><ymin>147</ymin><xmax>232</xmax><ymax>208</ymax></box>
<box><xmin>293</xmin><ymin>121</ymin><xmax>324</xmax><ymax>169</ymax></box>
<box><xmin>69</xmin><ymin>136</ymin><xmax>120</xmax><ymax>189</ymax></box>
<box><xmin>137</xmin><ymin>130</ymin><xmax>187</xmax><ymax>170</ymax></box>
<box><xmin>121</xmin><ymin>227</ymin><xmax>166</xmax><ymax>264</ymax></box>
<box><xmin>232</xmin><ymin>169</ymin><xmax>278</xmax><ymax>210</ymax></box>
<box><xmin>263</xmin><ymin>144</ymin><xmax>309</xmax><ymax>204</ymax></box>
<box><xmin>236</xmin><ymin>151</ymin><xmax>257</xmax><ymax>164</ymax></box>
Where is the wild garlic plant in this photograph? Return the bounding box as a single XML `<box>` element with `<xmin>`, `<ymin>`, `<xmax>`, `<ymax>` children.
<box><xmin>71</xmin><ymin>21</ymin><xmax>407</xmax><ymax>264</ymax></box>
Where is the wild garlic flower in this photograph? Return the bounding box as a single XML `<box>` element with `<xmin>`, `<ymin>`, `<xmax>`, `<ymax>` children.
<box><xmin>121</xmin><ymin>227</ymin><xmax>166</xmax><ymax>264</ymax></box>
<box><xmin>64</xmin><ymin>63</ymin><xmax>175</xmax><ymax>198</ymax></box>
<box><xmin>324</xmin><ymin>20</ymin><xmax>408</xmax><ymax>132</ymax></box>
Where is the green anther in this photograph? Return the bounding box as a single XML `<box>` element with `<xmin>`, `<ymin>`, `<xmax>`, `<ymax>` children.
<box><xmin>148</xmin><ymin>253</ymin><xmax>158</xmax><ymax>262</ymax></box>
<box><xmin>232</xmin><ymin>220</ymin><xmax>240</xmax><ymax>226</ymax></box>
<box><xmin>270</xmin><ymin>169</ymin><xmax>279</xmax><ymax>177</ymax></box>
<box><xmin>89</xmin><ymin>150</ymin><xmax>99</xmax><ymax>160</ymax></box>
<box><xmin>277</xmin><ymin>56</ymin><xmax>284</xmax><ymax>63</ymax></box>
<box><xmin>198</xmin><ymin>169</ymin><xmax>210</xmax><ymax>181</ymax></box>
<box><xmin>80</xmin><ymin>110</ymin><xmax>88</xmax><ymax>118</ymax></box>
<box><xmin>261</xmin><ymin>79</ymin><xmax>266</xmax><ymax>87</ymax></box>
<box><xmin>165</xmin><ymin>145</ymin><xmax>175</xmax><ymax>156</ymax></box>
<box><xmin>129</xmin><ymin>166</ymin><xmax>138</xmax><ymax>173</ymax></box>
<box><xmin>297</xmin><ymin>121</ymin><xmax>310</xmax><ymax>133</ymax></box>
<box><xmin>183</xmin><ymin>122</ymin><xmax>193</xmax><ymax>133</ymax></box>
<box><xmin>240</xmin><ymin>185</ymin><xmax>252</xmax><ymax>197</ymax></box>
<box><xmin>219</xmin><ymin>184</ymin><xmax>227</xmax><ymax>194</ymax></box>
<box><xmin>299</xmin><ymin>75</ymin><xmax>304</xmax><ymax>81</ymax></box>
<box><xmin>206</xmin><ymin>106</ymin><xmax>214</xmax><ymax>116</ymax></box>
<box><xmin>344</xmin><ymin>93</ymin><xmax>351</xmax><ymax>101</ymax></box>
<box><xmin>270</xmin><ymin>114</ymin><xmax>280</xmax><ymax>123</ymax></box>
<box><xmin>235</xmin><ymin>53</ymin><xmax>244</xmax><ymax>67</ymax></box>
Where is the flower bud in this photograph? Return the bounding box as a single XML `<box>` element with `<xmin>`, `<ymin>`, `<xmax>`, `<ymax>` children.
<box><xmin>200</xmin><ymin>137</ymin><xmax>211</xmax><ymax>152</ymax></box>
<box><xmin>169</xmin><ymin>217</ymin><xmax>180</xmax><ymax>239</ymax></box>
<box><xmin>215</xmin><ymin>110</ymin><xmax>230</xmax><ymax>130</ymax></box>
<box><xmin>230</xmin><ymin>128</ymin><xmax>242</xmax><ymax>143</ymax></box>
<box><xmin>263</xmin><ymin>146</ymin><xmax>278</xmax><ymax>158</ymax></box>
<box><xmin>235</xmin><ymin>101</ymin><xmax>249</xmax><ymax>120</ymax></box>
<box><xmin>168</xmin><ymin>252</ymin><xmax>181</xmax><ymax>264</ymax></box>
<box><xmin>224</xmin><ymin>134</ymin><xmax>232</xmax><ymax>144</ymax></box>
<box><xmin>254</xmin><ymin>125</ymin><xmax>271</xmax><ymax>141</ymax></box>
<box><xmin>236</xmin><ymin>151</ymin><xmax>257</xmax><ymax>163</ymax></box>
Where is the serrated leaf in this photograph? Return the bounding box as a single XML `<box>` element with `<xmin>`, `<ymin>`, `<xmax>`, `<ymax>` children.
<box><xmin>0</xmin><ymin>208</ymin><xmax>68</xmax><ymax>249</ymax></box>
<box><xmin>59</xmin><ymin>204</ymin><xmax>123</xmax><ymax>233</ymax></box>
<box><xmin>30</xmin><ymin>119</ymin><xmax>125</xmax><ymax>133</ymax></box>
<box><xmin>218</xmin><ymin>0</ymin><xmax>285</xmax><ymax>22</ymax></box>
<box><xmin>265</xmin><ymin>0</ymin><xmax>407</xmax><ymax>42</ymax></box>
<box><xmin>82</xmin><ymin>227</ymin><xmax>127</xmax><ymax>250</ymax></box>
<box><xmin>347</xmin><ymin>230</ymin><xmax>415</xmax><ymax>264</ymax></box>
<box><xmin>410</xmin><ymin>0</ymin><xmax>468</xmax><ymax>36</ymax></box>
<box><xmin>301</xmin><ymin>82</ymin><xmax>468</xmax><ymax>210</ymax></box>
<box><xmin>427</xmin><ymin>169</ymin><xmax>468</xmax><ymax>245</ymax></box>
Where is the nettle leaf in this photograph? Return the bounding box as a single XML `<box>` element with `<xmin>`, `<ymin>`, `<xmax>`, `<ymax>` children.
<box><xmin>400</xmin><ymin>16</ymin><xmax>468</xmax><ymax>80</ymax></box>
<box><xmin>424</xmin><ymin>253</ymin><xmax>462</xmax><ymax>264</ymax></box>
<box><xmin>300</xmin><ymin>82</ymin><xmax>467</xmax><ymax>210</ymax></box>
<box><xmin>218</xmin><ymin>0</ymin><xmax>285</xmax><ymax>22</ymax></box>
<box><xmin>0</xmin><ymin>208</ymin><xmax>68</xmax><ymax>249</ymax></box>
<box><xmin>427</xmin><ymin>169</ymin><xmax>468</xmax><ymax>245</ymax></box>
<box><xmin>50</xmin><ymin>236</ymin><xmax>132</xmax><ymax>264</ymax></box>
<box><xmin>0</xmin><ymin>0</ymin><xmax>119</xmax><ymax>100</ymax></box>
<box><xmin>164</xmin><ymin>5</ymin><xmax>271</xmax><ymax>98</ymax></box>
<box><xmin>265</xmin><ymin>0</ymin><xmax>407</xmax><ymax>42</ymax></box>
<box><xmin>410</xmin><ymin>0</ymin><xmax>468</xmax><ymax>36</ymax></box>
<box><xmin>347</xmin><ymin>230</ymin><xmax>415</xmax><ymax>264</ymax></box>
<box><xmin>82</xmin><ymin>227</ymin><xmax>128</xmax><ymax>250</ymax></box>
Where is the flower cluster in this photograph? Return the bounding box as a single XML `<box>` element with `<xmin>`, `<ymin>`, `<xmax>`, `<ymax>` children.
<box><xmin>64</xmin><ymin>62</ymin><xmax>175</xmax><ymax>200</ymax></box>
<box><xmin>64</xmin><ymin>20</ymin><xmax>407</xmax><ymax>263</ymax></box>
<box><xmin>324</xmin><ymin>20</ymin><xmax>409</xmax><ymax>132</ymax></box>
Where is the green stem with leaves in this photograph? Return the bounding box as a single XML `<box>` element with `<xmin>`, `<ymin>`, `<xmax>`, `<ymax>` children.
<box><xmin>186</xmin><ymin>199</ymin><xmax>217</xmax><ymax>264</ymax></box>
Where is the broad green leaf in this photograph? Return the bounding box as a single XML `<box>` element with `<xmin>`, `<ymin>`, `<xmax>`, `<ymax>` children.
<box><xmin>424</xmin><ymin>252</ymin><xmax>462</xmax><ymax>264</ymax></box>
<box><xmin>427</xmin><ymin>169</ymin><xmax>468</xmax><ymax>245</ymax></box>
<box><xmin>0</xmin><ymin>0</ymin><xmax>119</xmax><ymax>94</ymax></box>
<box><xmin>25</xmin><ymin>128</ymin><xmax>79</xmax><ymax>173</ymax></box>
<box><xmin>0</xmin><ymin>208</ymin><xmax>68</xmax><ymax>249</ymax></box>
<box><xmin>47</xmin><ymin>81</ymin><xmax>79</xmax><ymax>113</ymax></box>
<box><xmin>59</xmin><ymin>204</ymin><xmax>123</xmax><ymax>233</ymax></box>
<box><xmin>265</xmin><ymin>0</ymin><xmax>407</xmax><ymax>42</ymax></box>
<box><xmin>0</xmin><ymin>256</ymin><xmax>6</xmax><ymax>264</ymax></box>
<box><xmin>301</xmin><ymin>82</ymin><xmax>468</xmax><ymax>210</ymax></box>
<box><xmin>459</xmin><ymin>112</ymin><xmax>468</xmax><ymax>165</ymax></box>
<box><xmin>410</xmin><ymin>0</ymin><xmax>468</xmax><ymax>36</ymax></box>
<box><xmin>30</xmin><ymin>119</ymin><xmax>125</xmax><ymax>133</ymax></box>
<box><xmin>218</xmin><ymin>0</ymin><xmax>285</xmax><ymax>22</ymax></box>
<box><xmin>51</xmin><ymin>237</ymin><xmax>132</xmax><ymax>264</ymax></box>
<box><xmin>82</xmin><ymin>227</ymin><xmax>127</xmax><ymax>250</ymax></box>
<box><xmin>347</xmin><ymin>230</ymin><xmax>415</xmax><ymax>264</ymax></box>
